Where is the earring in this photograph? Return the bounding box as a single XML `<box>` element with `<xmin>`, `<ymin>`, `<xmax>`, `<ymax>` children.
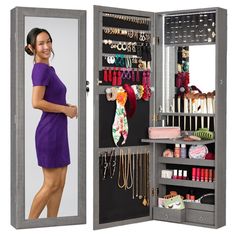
<box><xmin>131</xmin><ymin>69</ymin><xmax>135</xmax><ymax>82</ymax></box>
<box><xmin>108</xmin><ymin>68</ymin><xmax>112</xmax><ymax>82</ymax></box>
<box><xmin>117</xmin><ymin>68</ymin><xmax>122</xmax><ymax>86</ymax></box>
<box><xmin>112</xmin><ymin>69</ymin><xmax>117</xmax><ymax>86</ymax></box>
<box><xmin>142</xmin><ymin>71</ymin><xmax>147</xmax><ymax>86</ymax></box>
<box><xmin>136</xmin><ymin>68</ymin><xmax>140</xmax><ymax>82</ymax></box>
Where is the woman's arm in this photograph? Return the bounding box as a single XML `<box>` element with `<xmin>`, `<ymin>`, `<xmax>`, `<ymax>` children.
<box><xmin>32</xmin><ymin>86</ymin><xmax>77</xmax><ymax>118</ymax></box>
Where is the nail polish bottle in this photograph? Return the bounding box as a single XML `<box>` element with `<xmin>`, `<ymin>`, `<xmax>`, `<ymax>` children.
<box><xmin>178</xmin><ymin>169</ymin><xmax>183</xmax><ymax>179</ymax></box>
<box><xmin>173</xmin><ymin>169</ymin><xmax>178</xmax><ymax>179</ymax></box>
<box><xmin>183</xmin><ymin>170</ymin><xmax>188</xmax><ymax>180</ymax></box>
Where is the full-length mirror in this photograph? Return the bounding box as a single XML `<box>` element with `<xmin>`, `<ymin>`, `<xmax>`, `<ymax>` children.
<box><xmin>11</xmin><ymin>7</ymin><xmax>86</xmax><ymax>228</ymax></box>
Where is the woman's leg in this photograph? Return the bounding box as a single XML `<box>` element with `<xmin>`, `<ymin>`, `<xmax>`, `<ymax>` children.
<box><xmin>28</xmin><ymin>167</ymin><xmax>65</xmax><ymax>219</ymax></box>
<box><xmin>47</xmin><ymin>166</ymin><xmax>68</xmax><ymax>217</ymax></box>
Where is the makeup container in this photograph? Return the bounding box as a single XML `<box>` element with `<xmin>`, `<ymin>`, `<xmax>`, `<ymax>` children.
<box><xmin>178</xmin><ymin>169</ymin><xmax>183</xmax><ymax>179</ymax></box>
<box><xmin>174</xmin><ymin>144</ymin><xmax>180</xmax><ymax>158</ymax></box>
<box><xmin>205</xmin><ymin>169</ymin><xmax>209</xmax><ymax>182</ymax></box>
<box><xmin>209</xmin><ymin>169</ymin><xmax>213</xmax><ymax>182</ymax></box>
<box><xmin>183</xmin><ymin>170</ymin><xmax>188</xmax><ymax>180</ymax></box>
<box><xmin>173</xmin><ymin>169</ymin><xmax>178</xmax><ymax>179</ymax></box>
<box><xmin>201</xmin><ymin>168</ymin><xmax>205</xmax><ymax>182</ymax></box>
<box><xmin>192</xmin><ymin>167</ymin><xmax>196</xmax><ymax>181</ymax></box>
<box><xmin>180</xmin><ymin>144</ymin><xmax>187</xmax><ymax>158</ymax></box>
<box><xmin>196</xmin><ymin>168</ymin><xmax>201</xmax><ymax>181</ymax></box>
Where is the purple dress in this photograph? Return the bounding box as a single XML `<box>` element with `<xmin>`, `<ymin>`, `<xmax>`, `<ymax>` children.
<box><xmin>32</xmin><ymin>63</ymin><xmax>70</xmax><ymax>168</ymax></box>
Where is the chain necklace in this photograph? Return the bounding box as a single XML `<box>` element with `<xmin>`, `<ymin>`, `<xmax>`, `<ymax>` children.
<box><xmin>139</xmin><ymin>152</ymin><xmax>143</xmax><ymax>199</ymax></box>
<box><xmin>118</xmin><ymin>149</ymin><xmax>126</xmax><ymax>188</ymax></box>
<box><xmin>142</xmin><ymin>151</ymin><xmax>147</xmax><ymax>206</ymax></box>
<box><xmin>126</xmin><ymin>149</ymin><xmax>134</xmax><ymax>190</ymax></box>
<box><xmin>135</xmin><ymin>150</ymin><xmax>139</xmax><ymax>197</ymax></box>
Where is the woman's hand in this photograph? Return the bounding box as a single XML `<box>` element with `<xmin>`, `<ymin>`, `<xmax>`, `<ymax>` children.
<box><xmin>64</xmin><ymin>104</ymin><xmax>78</xmax><ymax>118</ymax></box>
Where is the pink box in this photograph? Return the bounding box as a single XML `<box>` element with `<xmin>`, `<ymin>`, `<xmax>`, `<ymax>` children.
<box><xmin>148</xmin><ymin>127</ymin><xmax>181</xmax><ymax>139</ymax></box>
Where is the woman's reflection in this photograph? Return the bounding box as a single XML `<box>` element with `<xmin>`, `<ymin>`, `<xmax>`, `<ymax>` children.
<box><xmin>25</xmin><ymin>28</ymin><xmax>78</xmax><ymax>219</ymax></box>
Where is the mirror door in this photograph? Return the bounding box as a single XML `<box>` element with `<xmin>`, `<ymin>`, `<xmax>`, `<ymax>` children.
<box><xmin>11</xmin><ymin>7</ymin><xmax>86</xmax><ymax>228</ymax></box>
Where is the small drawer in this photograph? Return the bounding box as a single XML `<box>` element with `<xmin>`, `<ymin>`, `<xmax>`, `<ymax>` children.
<box><xmin>186</xmin><ymin>209</ymin><xmax>214</xmax><ymax>225</ymax></box>
<box><xmin>153</xmin><ymin>207</ymin><xmax>185</xmax><ymax>223</ymax></box>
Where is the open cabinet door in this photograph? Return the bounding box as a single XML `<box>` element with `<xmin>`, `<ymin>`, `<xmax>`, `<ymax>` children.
<box><xmin>11</xmin><ymin>7</ymin><xmax>86</xmax><ymax>228</ymax></box>
<box><xmin>93</xmin><ymin>5</ymin><xmax>156</xmax><ymax>229</ymax></box>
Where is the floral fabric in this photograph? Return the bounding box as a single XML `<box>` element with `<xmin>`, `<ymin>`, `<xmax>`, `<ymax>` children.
<box><xmin>112</xmin><ymin>89</ymin><xmax>128</xmax><ymax>146</ymax></box>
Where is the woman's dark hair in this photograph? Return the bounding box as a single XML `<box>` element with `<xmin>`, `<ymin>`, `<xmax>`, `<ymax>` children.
<box><xmin>25</xmin><ymin>28</ymin><xmax>53</xmax><ymax>56</ymax></box>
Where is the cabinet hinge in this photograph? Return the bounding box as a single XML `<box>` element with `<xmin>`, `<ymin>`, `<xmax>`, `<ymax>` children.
<box><xmin>97</xmin><ymin>78</ymin><xmax>102</xmax><ymax>86</ymax></box>
<box><xmin>152</xmin><ymin>36</ymin><xmax>156</xmax><ymax>45</ymax></box>
<box><xmin>151</xmin><ymin>188</ymin><xmax>155</xmax><ymax>196</ymax></box>
<box><xmin>151</xmin><ymin>187</ymin><xmax>159</xmax><ymax>197</ymax></box>
<box><xmin>153</xmin><ymin>36</ymin><xmax>160</xmax><ymax>45</ymax></box>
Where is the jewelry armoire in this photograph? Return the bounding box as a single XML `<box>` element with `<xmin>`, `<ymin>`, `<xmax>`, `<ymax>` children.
<box><xmin>93</xmin><ymin>5</ymin><xmax>227</xmax><ymax>229</ymax></box>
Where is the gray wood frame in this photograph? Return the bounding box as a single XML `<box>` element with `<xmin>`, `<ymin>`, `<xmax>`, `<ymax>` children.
<box><xmin>93</xmin><ymin>5</ymin><xmax>227</xmax><ymax>230</ymax></box>
<box><xmin>11</xmin><ymin>7</ymin><xmax>86</xmax><ymax>229</ymax></box>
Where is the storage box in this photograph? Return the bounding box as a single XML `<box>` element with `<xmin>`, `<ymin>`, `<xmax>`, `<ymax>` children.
<box><xmin>148</xmin><ymin>127</ymin><xmax>181</xmax><ymax>139</ymax></box>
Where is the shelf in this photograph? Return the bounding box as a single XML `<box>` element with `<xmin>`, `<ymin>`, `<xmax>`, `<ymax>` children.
<box><xmin>159</xmin><ymin>112</ymin><xmax>215</xmax><ymax>117</ymax></box>
<box><xmin>159</xmin><ymin>157</ymin><xmax>215</xmax><ymax>167</ymax></box>
<box><xmin>159</xmin><ymin>178</ymin><xmax>215</xmax><ymax>189</ymax></box>
<box><xmin>142</xmin><ymin>138</ymin><xmax>215</xmax><ymax>145</ymax></box>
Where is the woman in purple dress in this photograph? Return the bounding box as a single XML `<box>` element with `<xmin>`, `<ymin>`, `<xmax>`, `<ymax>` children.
<box><xmin>25</xmin><ymin>28</ymin><xmax>78</xmax><ymax>219</ymax></box>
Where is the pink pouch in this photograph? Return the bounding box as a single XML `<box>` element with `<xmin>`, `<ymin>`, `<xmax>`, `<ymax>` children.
<box><xmin>148</xmin><ymin>127</ymin><xmax>181</xmax><ymax>139</ymax></box>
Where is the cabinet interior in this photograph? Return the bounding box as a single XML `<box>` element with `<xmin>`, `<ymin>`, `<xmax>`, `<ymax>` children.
<box><xmin>94</xmin><ymin>6</ymin><xmax>226</xmax><ymax>230</ymax></box>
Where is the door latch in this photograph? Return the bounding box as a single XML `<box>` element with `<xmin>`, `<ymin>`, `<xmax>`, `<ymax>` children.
<box><xmin>86</xmin><ymin>80</ymin><xmax>90</xmax><ymax>93</ymax></box>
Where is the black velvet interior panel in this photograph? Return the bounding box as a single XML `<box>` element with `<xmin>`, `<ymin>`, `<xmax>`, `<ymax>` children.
<box><xmin>99</xmin><ymin>155</ymin><xmax>150</xmax><ymax>224</ymax></box>
<box><xmin>103</xmin><ymin>16</ymin><xmax>149</xmax><ymax>30</ymax></box>
<box><xmin>99</xmin><ymin>94</ymin><xmax>149</xmax><ymax>148</ymax></box>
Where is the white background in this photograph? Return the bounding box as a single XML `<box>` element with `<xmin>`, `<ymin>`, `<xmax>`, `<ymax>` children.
<box><xmin>2</xmin><ymin>0</ymin><xmax>235</xmax><ymax>235</ymax></box>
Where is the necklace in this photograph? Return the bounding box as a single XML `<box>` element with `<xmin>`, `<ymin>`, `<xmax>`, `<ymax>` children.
<box><xmin>103</xmin><ymin>152</ymin><xmax>108</xmax><ymax>180</ymax></box>
<box><xmin>118</xmin><ymin>149</ymin><xmax>126</xmax><ymax>188</ymax></box>
<box><xmin>132</xmin><ymin>152</ymin><xmax>135</xmax><ymax>199</ymax></box>
<box><xmin>109</xmin><ymin>149</ymin><xmax>116</xmax><ymax>178</ymax></box>
<box><xmin>142</xmin><ymin>151</ymin><xmax>147</xmax><ymax>206</ymax></box>
<box><xmin>146</xmin><ymin>151</ymin><xmax>150</xmax><ymax>206</ymax></box>
<box><xmin>135</xmin><ymin>150</ymin><xmax>139</xmax><ymax>198</ymax></box>
<box><xmin>139</xmin><ymin>152</ymin><xmax>143</xmax><ymax>199</ymax></box>
<box><xmin>126</xmin><ymin>149</ymin><xmax>133</xmax><ymax>190</ymax></box>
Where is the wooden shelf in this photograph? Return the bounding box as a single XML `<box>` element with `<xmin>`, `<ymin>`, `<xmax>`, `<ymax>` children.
<box><xmin>142</xmin><ymin>138</ymin><xmax>215</xmax><ymax>145</ymax></box>
<box><xmin>159</xmin><ymin>178</ymin><xmax>215</xmax><ymax>189</ymax></box>
<box><xmin>159</xmin><ymin>112</ymin><xmax>215</xmax><ymax>117</ymax></box>
<box><xmin>159</xmin><ymin>157</ymin><xmax>215</xmax><ymax>167</ymax></box>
